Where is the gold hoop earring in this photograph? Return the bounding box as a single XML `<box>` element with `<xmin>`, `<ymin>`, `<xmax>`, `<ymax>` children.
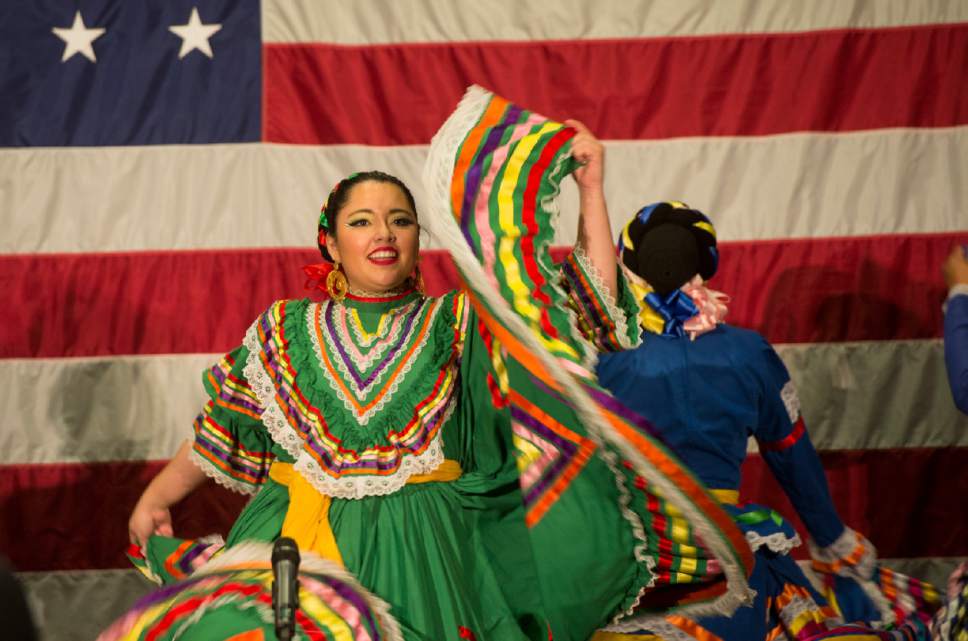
<box><xmin>326</xmin><ymin>263</ymin><xmax>348</xmax><ymax>302</ymax></box>
<box><xmin>412</xmin><ymin>264</ymin><xmax>425</xmax><ymax>295</ymax></box>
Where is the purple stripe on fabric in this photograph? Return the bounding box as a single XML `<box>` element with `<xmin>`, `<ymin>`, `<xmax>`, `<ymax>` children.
<box><xmin>194</xmin><ymin>435</ymin><xmax>264</xmax><ymax>478</ymax></box>
<box><xmin>323</xmin><ymin>577</ymin><xmax>385</xmax><ymax>637</ymax></box>
<box><xmin>129</xmin><ymin>575</ymin><xmax>204</xmax><ymax>610</ymax></box>
<box><xmin>561</xmin><ymin>259</ymin><xmax>607</xmax><ymax>327</ymax></box>
<box><xmin>210</xmin><ymin>363</ymin><xmax>229</xmax><ymax>384</ymax></box>
<box><xmin>176</xmin><ymin>542</ymin><xmax>212</xmax><ymax>573</ymax></box>
<box><xmin>583</xmin><ymin>383</ymin><xmax>663</xmax><ymax>441</ymax></box>
<box><xmin>459</xmin><ymin>103</ymin><xmax>524</xmax><ymax>246</ymax></box>
<box><xmin>210</xmin><ymin>360</ymin><xmax>265</xmax><ymax>412</ymax></box>
<box><xmin>254</xmin><ymin>300</ymin><xmax>453</xmax><ymax>479</ymax></box>
<box><xmin>324</xmin><ymin>299</ymin><xmax>422</xmax><ymax>389</ymax></box>
<box><xmin>216</xmin><ymin>385</ymin><xmax>263</xmax><ymax>415</ymax></box>
<box><xmin>510</xmin><ymin>404</ymin><xmax>576</xmax><ymax>505</ymax></box>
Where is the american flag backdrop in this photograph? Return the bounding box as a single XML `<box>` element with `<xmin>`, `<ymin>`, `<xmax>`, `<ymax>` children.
<box><xmin>1</xmin><ymin>2</ymin><xmax>967</xmax><ymax>639</ymax></box>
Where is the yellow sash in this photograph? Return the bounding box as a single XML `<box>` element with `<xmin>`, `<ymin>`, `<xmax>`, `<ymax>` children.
<box><xmin>268</xmin><ymin>459</ymin><xmax>463</xmax><ymax>566</ymax></box>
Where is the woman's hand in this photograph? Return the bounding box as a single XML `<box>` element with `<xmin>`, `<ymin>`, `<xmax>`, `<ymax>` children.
<box><xmin>128</xmin><ymin>500</ymin><xmax>174</xmax><ymax>547</ymax></box>
<box><xmin>125</xmin><ymin>441</ymin><xmax>207</xmax><ymax>547</ymax></box>
<box><xmin>565</xmin><ymin>119</ymin><xmax>605</xmax><ymax>194</ymax></box>
<box><xmin>943</xmin><ymin>244</ymin><xmax>968</xmax><ymax>288</ymax></box>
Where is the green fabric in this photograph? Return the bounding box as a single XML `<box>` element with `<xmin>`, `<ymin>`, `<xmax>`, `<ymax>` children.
<box><xmin>217</xmin><ymin>294</ymin><xmax>544</xmax><ymax>640</ymax></box>
<box><xmin>192</xmin><ymin>287</ymin><xmax>649</xmax><ymax>641</ymax></box>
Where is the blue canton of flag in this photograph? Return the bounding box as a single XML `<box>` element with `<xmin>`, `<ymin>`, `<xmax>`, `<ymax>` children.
<box><xmin>0</xmin><ymin>1</ymin><xmax>261</xmax><ymax>146</ymax></box>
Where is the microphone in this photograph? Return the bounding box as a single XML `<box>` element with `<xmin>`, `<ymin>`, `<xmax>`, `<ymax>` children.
<box><xmin>271</xmin><ymin>537</ymin><xmax>300</xmax><ymax>641</ymax></box>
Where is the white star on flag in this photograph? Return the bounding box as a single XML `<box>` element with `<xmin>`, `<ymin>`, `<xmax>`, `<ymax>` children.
<box><xmin>169</xmin><ymin>7</ymin><xmax>222</xmax><ymax>59</ymax></box>
<box><xmin>52</xmin><ymin>11</ymin><xmax>106</xmax><ymax>63</ymax></box>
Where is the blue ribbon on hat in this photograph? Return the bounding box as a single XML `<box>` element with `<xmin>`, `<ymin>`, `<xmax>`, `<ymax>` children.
<box><xmin>643</xmin><ymin>289</ymin><xmax>700</xmax><ymax>338</ymax></box>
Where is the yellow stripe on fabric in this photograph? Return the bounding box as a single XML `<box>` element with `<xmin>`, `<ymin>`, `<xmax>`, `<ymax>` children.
<box><xmin>222</xmin><ymin>376</ymin><xmax>259</xmax><ymax>403</ymax></box>
<box><xmin>495</xmin><ymin>122</ymin><xmax>557</xmax><ymax>318</ymax></box>
<box><xmin>269</xmin><ymin>460</ymin><xmax>462</xmax><ymax>567</ymax></box>
<box><xmin>677</xmin><ymin>554</ymin><xmax>699</xmax><ymax>576</ymax></box>
<box><xmin>395</xmin><ymin>367</ymin><xmax>456</xmax><ymax>448</ymax></box>
<box><xmin>786</xmin><ymin>607</ymin><xmax>829</xmax><ymax>636</ymax></box>
<box><xmin>198</xmin><ymin>418</ymin><xmax>267</xmax><ymax>465</ymax></box>
<box><xmin>299</xmin><ymin>593</ymin><xmax>356</xmax><ymax>641</ymax></box>
<box><xmin>670</xmin><ymin>518</ymin><xmax>692</xmax><ymax>545</ymax></box>
<box><xmin>514</xmin><ymin>435</ymin><xmax>544</xmax><ymax>471</ymax></box>
<box><xmin>493</xmin><ymin>122</ymin><xmax>580</xmax><ymax>360</ymax></box>
<box><xmin>490</xmin><ymin>339</ymin><xmax>510</xmax><ymax>394</ymax></box>
<box><xmin>119</xmin><ymin>600</ymin><xmax>174</xmax><ymax>641</ymax></box>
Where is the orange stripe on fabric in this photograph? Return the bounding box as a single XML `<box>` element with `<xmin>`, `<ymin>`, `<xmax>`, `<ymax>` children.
<box><xmin>509</xmin><ymin>389</ymin><xmax>596</xmax><ymax>527</ymax></box>
<box><xmin>602</xmin><ymin>405</ymin><xmax>755</xmax><ymax>576</ymax></box>
<box><xmin>192</xmin><ymin>442</ymin><xmax>261</xmax><ymax>485</ymax></box>
<box><xmin>162</xmin><ymin>540</ymin><xmax>196</xmax><ymax>581</ymax></box>
<box><xmin>450</xmin><ymin>95</ymin><xmax>510</xmax><ymax>220</ymax></box>
<box><xmin>207</xmin><ymin>371</ymin><xmax>263</xmax><ymax>420</ymax></box>
<box><xmin>313</xmin><ymin>299</ymin><xmax>437</xmax><ymax>416</ymax></box>
<box><xmin>665</xmin><ymin>614</ymin><xmax>725</xmax><ymax>641</ymax></box>
<box><xmin>199</xmin><ymin>415</ymin><xmax>269</xmax><ymax>460</ymax></box>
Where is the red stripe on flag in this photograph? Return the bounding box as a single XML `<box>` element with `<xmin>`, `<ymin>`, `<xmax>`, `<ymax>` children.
<box><xmin>2</xmin><ymin>447</ymin><xmax>965</xmax><ymax>572</ymax></box>
<box><xmin>0</xmin><ymin>460</ymin><xmax>247</xmax><ymax>572</ymax></box>
<box><xmin>264</xmin><ymin>24</ymin><xmax>968</xmax><ymax>145</ymax></box>
<box><xmin>2</xmin><ymin>233</ymin><xmax>963</xmax><ymax>358</ymax></box>
<box><xmin>740</xmin><ymin>448</ymin><xmax>968</xmax><ymax>561</ymax></box>
<box><xmin>710</xmin><ymin>232</ymin><xmax>968</xmax><ymax>344</ymax></box>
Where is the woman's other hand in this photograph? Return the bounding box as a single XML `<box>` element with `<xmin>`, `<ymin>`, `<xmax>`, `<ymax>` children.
<box><xmin>943</xmin><ymin>244</ymin><xmax>968</xmax><ymax>289</ymax></box>
<box><xmin>565</xmin><ymin>119</ymin><xmax>605</xmax><ymax>194</ymax></box>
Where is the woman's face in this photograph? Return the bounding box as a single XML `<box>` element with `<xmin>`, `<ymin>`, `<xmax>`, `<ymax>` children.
<box><xmin>326</xmin><ymin>180</ymin><xmax>419</xmax><ymax>293</ymax></box>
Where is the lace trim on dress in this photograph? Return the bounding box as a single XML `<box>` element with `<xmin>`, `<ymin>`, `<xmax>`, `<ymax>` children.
<box><xmin>243</xmin><ymin>313</ymin><xmax>304</xmax><ymax>463</ymax></box>
<box><xmin>777</xmin><ymin>589</ymin><xmax>843</xmax><ymax>629</ymax></box>
<box><xmin>243</xmin><ymin>302</ymin><xmax>456</xmax><ymax>500</ymax></box>
<box><xmin>598</xmin><ymin>445</ymin><xmax>657</xmax><ymax>626</ymax></box>
<box><xmin>746</xmin><ymin>530</ymin><xmax>802</xmax><ymax>555</ymax></box>
<box><xmin>571</xmin><ymin>245</ymin><xmax>635</xmax><ymax>351</ymax></box>
<box><xmin>809</xmin><ymin>527</ymin><xmax>894</xmax><ymax>627</ymax></box>
<box><xmin>780</xmin><ymin>380</ymin><xmax>801</xmax><ymax>423</ymax></box>
<box><xmin>293</xmin><ymin>402</ymin><xmax>451</xmax><ymax>500</ymax></box>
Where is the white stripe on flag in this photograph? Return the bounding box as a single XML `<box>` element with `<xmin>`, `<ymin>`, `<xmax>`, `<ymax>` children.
<box><xmin>4</xmin><ymin>340</ymin><xmax>966</xmax><ymax>465</ymax></box>
<box><xmin>262</xmin><ymin>0</ymin><xmax>968</xmax><ymax>44</ymax></box>
<box><xmin>3</xmin><ymin>127</ymin><xmax>966</xmax><ymax>254</ymax></box>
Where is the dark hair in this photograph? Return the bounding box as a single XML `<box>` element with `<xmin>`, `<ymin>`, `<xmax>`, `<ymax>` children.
<box><xmin>620</xmin><ymin>201</ymin><xmax>719</xmax><ymax>295</ymax></box>
<box><xmin>317</xmin><ymin>171</ymin><xmax>418</xmax><ymax>261</ymax></box>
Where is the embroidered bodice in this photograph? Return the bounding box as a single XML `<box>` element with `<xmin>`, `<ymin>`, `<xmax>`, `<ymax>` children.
<box><xmin>185</xmin><ymin>288</ymin><xmax>472</xmax><ymax>501</ymax></box>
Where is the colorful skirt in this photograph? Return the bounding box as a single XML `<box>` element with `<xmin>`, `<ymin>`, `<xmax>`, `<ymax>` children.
<box><xmin>100</xmin><ymin>542</ymin><xmax>403</xmax><ymax>641</ymax></box>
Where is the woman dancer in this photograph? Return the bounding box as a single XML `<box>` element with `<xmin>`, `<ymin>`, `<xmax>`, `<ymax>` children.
<box><xmin>592</xmin><ymin>201</ymin><xmax>939</xmax><ymax>641</ymax></box>
<box><xmin>111</xmin><ymin>90</ymin><xmax>754</xmax><ymax>641</ymax></box>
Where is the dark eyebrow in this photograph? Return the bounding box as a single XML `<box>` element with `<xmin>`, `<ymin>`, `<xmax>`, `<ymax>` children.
<box><xmin>346</xmin><ymin>208</ymin><xmax>415</xmax><ymax>217</ymax></box>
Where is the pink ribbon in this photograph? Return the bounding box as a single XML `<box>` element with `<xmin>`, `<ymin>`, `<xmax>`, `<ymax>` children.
<box><xmin>680</xmin><ymin>275</ymin><xmax>729</xmax><ymax>340</ymax></box>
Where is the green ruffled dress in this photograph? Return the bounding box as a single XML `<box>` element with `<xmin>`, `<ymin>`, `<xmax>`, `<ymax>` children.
<box><xmin>112</xmin><ymin>86</ymin><xmax>755</xmax><ymax>641</ymax></box>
